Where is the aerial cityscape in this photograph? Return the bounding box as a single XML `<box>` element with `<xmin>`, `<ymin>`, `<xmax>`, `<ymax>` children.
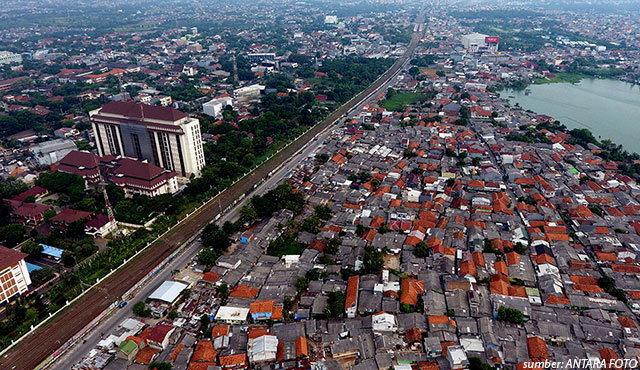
<box><xmin>1</xmin><ymin>0</ymin><xmax>640</xmax><ymax>369</ymax></box>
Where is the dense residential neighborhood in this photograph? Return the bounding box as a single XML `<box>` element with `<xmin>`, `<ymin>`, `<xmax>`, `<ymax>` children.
<box><xmin>1</xmin><ymin>0</ymin><xmax>640</xmax><ymax>369</ymax></box>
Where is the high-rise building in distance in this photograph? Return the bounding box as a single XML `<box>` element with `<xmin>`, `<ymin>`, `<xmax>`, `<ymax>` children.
<box><xmin>90</xmin><ymin>101</ymin><xmax>205</xmax><ymax>178</ymax></box>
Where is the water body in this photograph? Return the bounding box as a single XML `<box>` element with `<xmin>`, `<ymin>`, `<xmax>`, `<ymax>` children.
<box><xmin>505</xmin><ymin>79</ymin><xmax>640</xmax><ymax>154</ymax></box>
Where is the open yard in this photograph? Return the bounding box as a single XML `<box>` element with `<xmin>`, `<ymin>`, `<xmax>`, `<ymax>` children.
<box><xmin>382</xmin><ymin>92</ymin><xmax>421</xmax><ymax>111</ymax></box>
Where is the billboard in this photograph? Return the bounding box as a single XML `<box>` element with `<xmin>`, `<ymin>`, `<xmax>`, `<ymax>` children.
<box><xmin>485</xmin><ymin>36</ymin><xmax>500</xmax><ymax>44</ymax></box>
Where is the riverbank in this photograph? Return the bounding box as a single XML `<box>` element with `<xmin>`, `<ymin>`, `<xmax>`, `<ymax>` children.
<box><xmin>533</xmin><ymin>69</ymin><xmax>626</xmax><ymax>85</ymax></box>
<box><xmin>533</xmin><ymin>72</ymin><xmax>589</xmax><ymax>84</ymax></box>
<box><xmin>504</xmin><ymin>78</ymin><xmax>640</xmax><ymax>154</ymax></box>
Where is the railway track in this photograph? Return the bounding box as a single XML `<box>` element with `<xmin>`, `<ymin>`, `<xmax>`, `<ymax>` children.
<box><xmin>0</xmin><ymin>14</ymin><xmax>424</xmax><ymax>370</ymax></box>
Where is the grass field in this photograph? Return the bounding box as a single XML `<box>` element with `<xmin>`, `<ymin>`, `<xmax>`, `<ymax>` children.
<box><xmin>382</xmin><ymin>92</ymin><xmax>421</xmax><ymax>111</ymax></box>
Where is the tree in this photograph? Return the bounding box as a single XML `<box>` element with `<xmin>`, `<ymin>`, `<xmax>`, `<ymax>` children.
<box><xmin>324</xmin><ymin>291</ymin><xmax>345</xmax><ymax>318</ymax></box>
<box><xmin>222</xmin><ymin>221</ymin><xmax>236</xmax><ymax>235</ymax></box>
<box><xmin>21</xmin><ymin>241</ymin><xmax>43</xmax><ymax>258</ymax></box>
<box><xmin>43</xmin><ymin>209</ymin><xmax>56</xmax><ymax>220</ymax></box>
<box><xmin>314</xmin><ymin>205</ymin><xmax>332</xmax><ymax>220</ymax></box>
<box><xmin>414</xmin><ymin>241</ymin><xmax>429</xmax><ymax>258</ymax></box>
<box><xmin>197</xmin><ymin>248</ymin><xmax>217</xmax><ymax>266</ymax></box>
<box><xmin>295</xmin><ymin>276</ymin><xmax>308</xmax><ymax>292</ymax></box>
<box><xmin>35</xmin><ymin>171</ymin><xmax>85</xmax><ymax>202</ymax></box>
<box><xmin>30</xmin><ymin>267</ymin><xmax>54</xmax><ymax>287</ymax></box>
<box><xmin>132</xmin><ymin>302</ymin><xmax>148</xmax><ymax>317</ymax></box>
<box><xmin>238</xmin><ymin>205</ymin><xmax>258</xmax><ymax>226</ymax></box>
<box><xmin>200</xmin><ymin>314</ymin><xmax>210</xmax><ymax>330</ymax></box>
<box><xmin>66</xmin><ymin>219</ymin><xmax>88</xmax><ymax>240</ymax></box>
<box><xmin>496</xmin><ymin>306</ymin><xmax>524</xmax><ymax>325</ymax></box>
<box><xmin>325</xmin><ymin>238</ymin><xmax>340</xmax><ymax>254</ymax></box>
<box><xmin>598</xmin><ymin>275</ymin><xmax>627</xmax><ymax>302</ymax></box>
<box><xmin>201</xmin><ymin>224</ymin><xmax>230</xmax><ymax>253</ymax></box>
<box><xmin>301</xmin><ymin>215</ymin><xmax>322</xmax><ymax>234</ymax></box>
<box><xmin>148</xmin><ymin>362</ymin><xmax>172</xmax><ymax>370</ymax></box>
<box><xmin>363</xmin><ymin>247</ymin><xmax>383</xmax><ymax>274</ymax></box>
<box><xmin>61</xmin><ymin>250</ymin><xmax>76</xmax><ymax>267</ymax></box>
<box><xmin>0</xmin><ymin>223</ymin><xmax>27</xmax><ymax>248</ymax></box>
<box><xmin>305</xmin><ymin>268</ymin><xmax>322</xmax><ymax>281</ymax></box>
<box><xmin>168</xmin><ymin>311</ymin><xmax>178</xmax><ymax>320</ymax></box>
<box><xmin>386</xmin><ymin>87</ymin><xmax>396</xmax><ymax>99</ymax></box>
<box><xmin>514</xmin><ymin>242</ymin><xmax>527</xmax><ymax>255</ymax></box>
<box><xmin>469</xmin><ymin>357</ymin><xmax>494</xmax><ymax>370</ymax></box>
<box><xmin>358</xmin><ymin>172</ymin><xmax>372</xmax><ymax>182</ymax></box>
<box><xmin>218</xmin><ymin>283</ymin><xmax>229</xmax><ymax>304</ymax></box>
<box><xmin>316</xmin><ymin>153</ymin><xmax>329</xmax><ymax>163</ymax></box>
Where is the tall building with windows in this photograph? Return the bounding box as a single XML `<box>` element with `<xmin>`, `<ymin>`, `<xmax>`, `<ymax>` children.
<box><xmin>90</xmin><ymin>101</ymin><xmax>205</xmax><ymax>178</ymax></box>
<box><xmin>0</xmin><ymin>51</ymin><xmax>22</xmax><ymax>65</ymax></box>
<box><xmin>461</xmin><ymin>33</ymin><xmax>500</xmax><ymax>53</ymax></box>
<box><xmin>0</xmin><ymin>246</ymin><xmax>31</xmax><ymax>304</ymax></box>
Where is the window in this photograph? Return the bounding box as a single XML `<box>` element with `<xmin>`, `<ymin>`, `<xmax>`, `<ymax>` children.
<box><xmin>148</xmin><ymin>131</ymin><xmax>161</xmax><ymax>167</ymax></box>
<box><xmin>131</xmin><ymin>133</ymin><xmax>143</xmax><ymax>159</ymax></box>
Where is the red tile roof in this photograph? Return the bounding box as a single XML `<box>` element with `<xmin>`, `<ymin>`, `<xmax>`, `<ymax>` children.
<box><xmin>219</xmin><ymin>353</ymin><xmax>246</xmax><ymax>367</ymax></box>
<box><xmin>406</xmin><ymin>328</ymin><xmax>423</xmax><ymax>343</ymax></box>
<box><xmin>12</xmin><ymin>202</ymin><xmax>51</xmax><ymax>218</ymax></box>
<box><xmin>400</xmin><ymin>278</ymin><xmax>425</xmax><ymax>305</ymax></box>
<box><xmin>0</xmin><ymin>246</ymin><xmax>28</xmax><ymax>272</ymax></box>
<box><xmin>100</xmin><ymin>101</ymin><xmax>187</xmax><ymax>122</ymax></box>
<box><xmin>148</xmin><ymin>324</ymin><xmax>174</xmax><ymax>344</ymax></box>
<box><xmin>191</xmin><ymin>340</ymin><xmax>218</xmax><ymax>362</ymax></box>
<box><xmin>50</xmin><ymin>208</ymin><xmax>92</xmax><ymax>224</ymax></box>
<box><xmin>527</xmin><ymin>336</ymin><xmax>548</xmax><ymax>361</ymax></box>
<box><xmin>58</xmin><ymin>150</ymin><xmax>100</xmax><ymax>176</ymax></box>
<box><xmin>617</xmin><ymin>316</ymin><xmax>637</xmax><ymax>329</ymax></box>
<box><xmin>202</xmin><ymin>272</ymin><xmax>221</xmax><ymax>283</ymax></box>
<box><xmin>211</xmin><ymin>325</ymin><xmax>229</xmax><ymax>338</ymax></box>
<box><xmin>249</xmin><ymin>300</ymin><xmax>275</xmax><ymax>314</ymax></box>
<box><xmin>135</xmin><ymin>347</ymin><xmax>159</xmax><ymax>365</ymax></box>
<box><xmin>345</xmin><ymin>275</ymin><xmax>359</xmax><ymax>310</ymax></box>
<box><xmin>110</xmin><ymin>158</ymin><xmax>176</xmax><ymax>189</ymax></box>
<box><xmin>295</xmin><ymin>336</ymin><xmax>308</xmax><ymax>358</ymax></box>
<box><xmin>229</xmin><ymin>284</ymin><xmax>259</xmax><ymax>298</ymax></box>
<box><xmin>248</xmin><ymin>327</ymin><xmax>269</xmax><ymax>339</ymax></box>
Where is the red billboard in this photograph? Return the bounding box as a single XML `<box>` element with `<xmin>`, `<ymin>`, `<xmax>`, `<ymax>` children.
<box><xmin>485</xmin><ymin>36</ymin><xmax>500</xmax><ymax>44</ymax></box>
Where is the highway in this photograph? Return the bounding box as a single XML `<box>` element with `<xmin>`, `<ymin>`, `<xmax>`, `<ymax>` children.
<box><xmin>1</xmin><ymin>12</ymin><xmax>425</xmax><ymax>370</ymax></box>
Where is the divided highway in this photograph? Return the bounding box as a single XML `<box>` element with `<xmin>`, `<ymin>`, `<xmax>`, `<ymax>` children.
<box><xmin>0</xmin><ymin>13</ymin><xmax>424</xmax><ymax>370</ymax></box>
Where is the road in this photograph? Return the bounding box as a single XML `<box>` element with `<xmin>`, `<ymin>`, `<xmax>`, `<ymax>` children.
<box><xmin>1</xmin><ymin>13</ymin><xmax>424</xmax><ymax>370</ymax></box>
<box><xmin>51</xmin><ymin>239</ymin><xmax>203</xmax><ymax>369</ymax></box>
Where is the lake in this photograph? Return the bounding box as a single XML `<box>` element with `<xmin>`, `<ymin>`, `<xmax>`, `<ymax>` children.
<box><xmin>505</xmin><ymin>78</ymin><xmax>640</xmax><ymax>154</ymax></box>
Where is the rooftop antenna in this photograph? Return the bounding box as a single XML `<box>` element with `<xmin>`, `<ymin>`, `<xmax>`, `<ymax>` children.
<box><xmin>98</xmin><ymin>169</ymin><xmax>116</xmax><ymax>229</ymax></box>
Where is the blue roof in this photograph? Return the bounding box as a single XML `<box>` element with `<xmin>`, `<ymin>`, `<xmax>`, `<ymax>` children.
<box><xmin>40</xmin><ymin>244</ymin><xmax>63</xmax><ymax>259</ymax></box>
<box><xmin>26</xmin><ymin>262</ymin><xmax>42</xmax><ymax>273</ymax></box>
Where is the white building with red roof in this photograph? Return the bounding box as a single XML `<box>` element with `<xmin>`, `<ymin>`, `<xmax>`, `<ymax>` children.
<box><xmin>0</xmin><ymin>246</ymin><xmax>31</xmax><ymax>304</ymax></box>
<box><xmin>110</xmin><ymin>158</ymin><xmax>178</xmax><ymax>198</ymax></box>
<box><xmin>84</xmin><ymin>214</ymin><xmax>117</xmax><ymax>238</ymax></box>
<box><xmin>345</xmin><ymin>275</ymin><xmax>359</xmax><ymax>318</ymax></box>
<box><xmin>90</xmin><ymin>101</ymin><xmax>205</xmax><ymax>178</ymax></box>
<box><xmin>56</xmin><ymin>150</ymin><xmax>101</xmax><ymax>185</ymax></box>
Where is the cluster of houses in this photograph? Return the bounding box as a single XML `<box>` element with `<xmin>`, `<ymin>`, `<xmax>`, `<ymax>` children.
<box><xmin>73</xmin><ymin>62</ymin><xmax>640</xmax><ymax>370</ymax></box>
<box><xmin>3</xmin><ymin>149</ymin><xmax>182</xmax><ymax>239</ymax></box>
